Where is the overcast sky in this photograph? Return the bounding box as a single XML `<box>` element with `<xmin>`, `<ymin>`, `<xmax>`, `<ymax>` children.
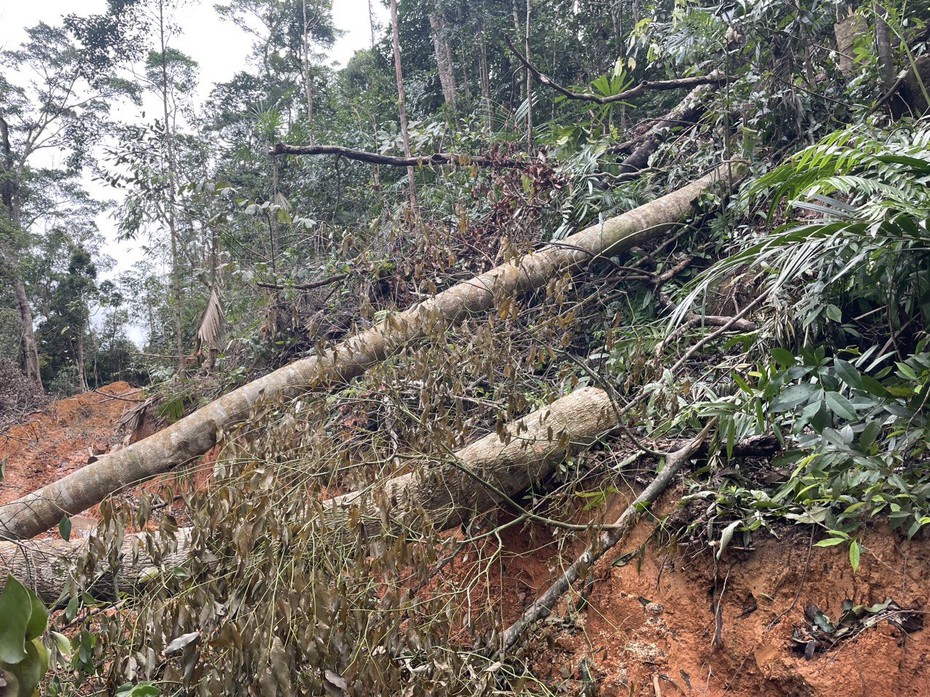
<box><xmin>0</xmin><ymin>1</ymin><xmax>384</xmax><ymax>78</ymax></box>
<box><xmin>0</xmin><ymin>1</ymin><xmax>386</xmax><ymax>341</ymax></box>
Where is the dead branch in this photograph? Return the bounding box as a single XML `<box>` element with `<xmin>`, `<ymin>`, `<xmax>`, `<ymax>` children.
<box><xmin>256</xmin><ymin>273</ymin><xmax>349</xmax><ymax>292</ymax></box>
<box><xmin>269</xmin><ymin>143</ymin><xmax>528</xmax><ymax>169</ymax></box>
<box><xmin>504</xmin><ymin>35</ymin><xmax>725</xmax><ymax>106</ymax></box>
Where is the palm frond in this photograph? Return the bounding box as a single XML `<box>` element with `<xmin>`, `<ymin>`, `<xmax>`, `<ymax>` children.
<box><xmin>196</xmin><ymin>288</ymin><xmax>225</xmax><ymax>351</ymax></box>
<box><xmin>672</xmin><ymin>120</ymin><xmax>930</xmax><ymax>334</ymax></box>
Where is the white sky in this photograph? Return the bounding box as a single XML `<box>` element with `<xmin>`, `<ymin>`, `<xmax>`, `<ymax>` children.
<box><xmin>0</xmin><ymin>0</ymin><xmax>385</xmax><ymax>342</ymax></box>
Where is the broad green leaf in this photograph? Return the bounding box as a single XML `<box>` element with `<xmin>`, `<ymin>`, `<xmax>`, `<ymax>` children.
<box><xmin>24</xmin><ymin>586</ymin><xmax>47</xmax><ymax>642</ymax></box>
<box><xmin>4</xmin><ymin>638</ymin><xmax>48</xmax><ymax>697</ymax></box>
<box><xmin>771</xmin><ymin>348</ymin><xmax>796</xmax><ymax>367</ymax></box>
<box><xmin>825</xmin><ymin>391</ymin><xmax>857</xmax><ymax>421</ymax></box>
<box><xmin>50</xmin><ymin>631</ymin><xmax>71</xmax><ymax>658</ymax></box>
<box><xmin>814</xmin><ymin>536</ymin><xmax>846</xmax><ymax>547</ymax></box>
<box><xmin>771</xmin><ymin>384</ymin><xmax>815</xmax><ymax>412</ymax></box>
<box><xmin>0</xmin><ymin>576</ymin><xmax>32</xmax><ymax>664</ymax></box>
<box><xmin>59</xmin><ymin>516</ymin><xmax>72</xmax><ymax>542</ymax></box>
<box><xmin>858</xmin><ymin>421</ymin><xmax>881</xmax><ymax>451</ymax></box>
<box><xmin>896</xmin><ymin>362</ymin><xmax>918</xmax><ymax>380</ymax></box>
<box><xmin>859</xmin><ymin>374</ymin><xmax>889</xmax><ymax>398</ymax></box>
<box><xmin>716</xmin><ymin>519</ymin><xmax>741</xmax><ymax>560</ymax></box>
<box><xmin>833</xmin><ymin>359</ymin><xmax>862</xmax><ymax>389</ymax></box>
<box><xmin>849</xmin><ymin>540</ymin><xmax>861</xmax><ymax>573</ymax></box>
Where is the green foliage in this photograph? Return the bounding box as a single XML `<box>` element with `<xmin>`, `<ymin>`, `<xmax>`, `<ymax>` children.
<box><xmin>677</xmin><ymin>121</ymin><xmax>930</xmax><ymax>342</ymax></box>
<box><xmin>0</xmin><ymin>576</ymin><xmax>57</xmax><ymax>697</ymax></box>
<box><xmin>683</xmin><ymin>343</ymin><xmax>930</xmax><ymax>569</ymax></box>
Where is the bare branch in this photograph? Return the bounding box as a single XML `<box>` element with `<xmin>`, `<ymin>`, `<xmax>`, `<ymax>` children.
<box><xmin>494</xmin><ymin>420</ymin><xmax>716</xmax><ymax>658</ymax></box>
<box><xmin>256</xmin><ymin>273</ymin><xmax>349</xmax><ymax>292</ymax></box>
<box><xmin>269</xmin><ymin>143</ymin><xmax>529</xmax><ymax>169</ymax></box>
<box><xmin>503</xmin><ymin>35</ymin><xmax>726</xmax><ymax>106</ymax></box>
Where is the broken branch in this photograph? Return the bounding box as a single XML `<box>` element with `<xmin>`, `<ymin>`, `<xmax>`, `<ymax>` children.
<box><xmin>494</xmin><ymin>420</ymin><xmax>715</xmax><ymax>659</ymax></box>
<box><xmin>269</xmin><ymin>143</ymin><xmax>528</xmax><ymax>169</ymax></box>
<box><xmin>504</xmin><ymin>35</ymin><xmax>725</xmax><ymax>106</ymax></box>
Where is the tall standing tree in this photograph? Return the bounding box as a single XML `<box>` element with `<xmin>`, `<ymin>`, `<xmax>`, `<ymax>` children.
<box><xmin>390</xmin><ymin>0</ymin><xmax>417</xmax><ymax>209</ymax></box>
<box><xmin>0</xmin><ymin>23</ymin><xmax>133</xmax><ymax>386</ymax></box>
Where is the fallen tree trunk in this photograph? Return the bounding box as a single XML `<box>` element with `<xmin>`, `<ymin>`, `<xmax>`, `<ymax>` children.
<box><xmin>1</xmin><ymin>387</ymin><xmax>617</xmax><ymax>603</ymax></box>
<box><xmin>0</xmin><ymin>161</ymin><xmax>744</xmax><ymax>541</ymax></box>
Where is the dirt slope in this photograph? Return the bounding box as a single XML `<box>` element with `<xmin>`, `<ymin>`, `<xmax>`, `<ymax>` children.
<box><xmin>514</xmin><ymin>495</ymin><xmax>930</xmax><ymax>696</ymax></box>
<box><xmin>0</xmin><ymin>382</ymin><xmax>141</xmax><ymax>532</ymax></box>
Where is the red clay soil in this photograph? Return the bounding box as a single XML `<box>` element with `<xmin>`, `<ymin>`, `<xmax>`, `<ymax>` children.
<box><xmin>0</xmin><ymin>382</ymin><xmax>142</xmax><ymax>510</ymax></box>
<box><xmin>2</xmin><ymin>387</ymin><xmax>929</xmax><ymax>695</ymax></box>
<box><xmin>500</xmin><ymin>494</ymin><xmax>930</xmax><ymax>696</ymax></box>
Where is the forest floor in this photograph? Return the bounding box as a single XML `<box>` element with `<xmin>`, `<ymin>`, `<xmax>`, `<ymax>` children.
<box><xmin>1</xmin><ymin>385</ymin><xmax>928</xmax><ymax>696</ymax></box>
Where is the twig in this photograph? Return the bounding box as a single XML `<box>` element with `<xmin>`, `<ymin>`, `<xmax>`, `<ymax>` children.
<box><xmin>503</xmin><ymin>35</ymin><xmax>726</xmax><ymax>106</ymax></box>
<box><xmin>669</xmin><ymin>294</ymin><xmax>766</xmax><ymax>374</ymax></box>
<box><xmin>256</xmin><ymin>273</ymin><xmax>349</xmax><ymax>292</ymax></box>
<box><xmin>269</xmin><ymin>143</ymin><xmax>528</xmax><ymax>169</ymax></box>
<box><xmin>494</xmin><ymin>420</ymin><xmax>716</xmax><ymax>659</ymax></box>
<box><xmin>89</xmin><ymin>388</ymin><xmax>144</xmax><ymax>404</ymax></box>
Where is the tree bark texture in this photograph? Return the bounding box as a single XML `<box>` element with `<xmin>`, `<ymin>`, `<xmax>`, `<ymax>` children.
<box><xmin>428</xmin><ymin>9</ymin><xmax>457</xmax><ymax>110</ymax></box>
<box><xmin>618</xmin><ymin>84</ymin><xmax>715</xmax><ymax>174</ymax></box>
<box><xmin>12</xmin><ymin>278</ymin><xmax>41</xmax><ymax>385</ymax></box>
<box><xmin>1</xmin><ymin>387</ymin><xmax>616</xmax><ymax>603</ymax></box>
<box><xmin>389</xmin><ymin>0</ymin><xmax>417</xmax><ymax>206</ymax></box>
<box><xmin>0</xmin><ymin>161</ymin><xmax>745</xmax><ymax>541</ymax></box>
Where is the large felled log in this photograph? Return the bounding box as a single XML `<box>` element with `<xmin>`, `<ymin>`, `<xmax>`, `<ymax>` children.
<box><xmin>0</xmin><ymin>161</ymin><xmax>744</xmax><ymax>541</ymax></box>
<box><xmin>1</xmin><ymin>387</ymin><xmax>616</xmax><ymax>603</ymax></box>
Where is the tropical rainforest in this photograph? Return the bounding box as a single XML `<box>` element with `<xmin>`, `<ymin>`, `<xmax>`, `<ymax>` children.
<box><xmin>1</xmin><ymin>0</ymin><xmax>930</xmax><ymax>694</ymax></box>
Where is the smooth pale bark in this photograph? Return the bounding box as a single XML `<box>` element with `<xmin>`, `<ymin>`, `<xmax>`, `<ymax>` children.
<box><xmin>0</xmin><ymin>161</ymin><xmax>744</xmax><ymax>541</ymax></box>
<box><xmin>0</xmin><ymin>529</ymin><xmax>194</xmax><ymax>605</ymax></box>
<box><xmin>1</xmin><ymin>387</ymin><xmax>616</xmax><ymax>603</ymax></box>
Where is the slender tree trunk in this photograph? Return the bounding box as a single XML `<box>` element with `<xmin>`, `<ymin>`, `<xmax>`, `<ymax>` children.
<box><xmin>524</xmin><ymin>0</ymin><xmax>533</xmax><ymax>150</ymax></box>
<box><xmin>1</xmin><ymin>114</ymin><xmax>41</xmax><ymax>387</ymax></box>
<box><xmin>428</xmin><ymin>8</ymin><xmax>457</xmax><ymax>110</ymax></box>
<box><xmin>367</xmin><ymin>0</ymin><xmax>376</xmax><ymax>48</ymax></box>
<box><xmin>300</xmin><ymin>0</ymin><xmax>316</xmax><ymax>136</ymax></box>
<box><xmin>157</xmin><ymin>0</ymin><xmax>184</xmax><ymax>371</ymax></box>
<box><xmin>76</xmin><ymin>331</ymin><xmax>88</xmax><ymax>391</ymax></box>
<box><xmin>12</xmin><ymin>278</ymin><xmax>41</xmax><ymax>385</ymax></box>
<box><xmin>874</xmin><ymin>2</ymin><xmax>895</xmax><ymax>94</ymax></box>
<box><xmin>389</xmin><ymin>0</ymin><xmax>417</xmax><ymax>209</ymax></box>
<box><xmin>478</xmin><ymin>20</ymin><xmax>491</xmax><ymax>133</ymax></box>
<box><xmin>0</xmin><ymin>162</ymin><xmax>744</xmax><ymax>540</ymax></box>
